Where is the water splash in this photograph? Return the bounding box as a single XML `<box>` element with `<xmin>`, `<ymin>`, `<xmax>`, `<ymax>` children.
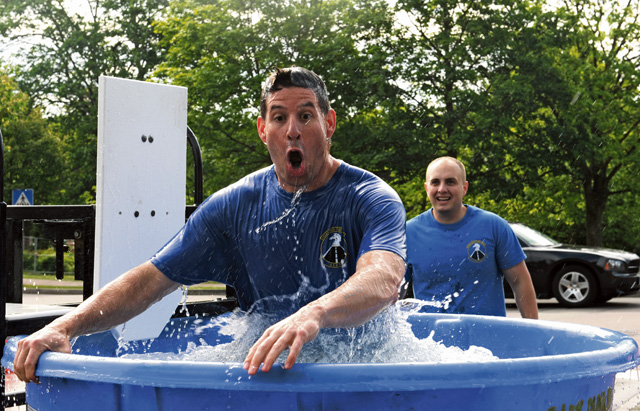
<box><xmin>120</xmin><ymin>301</ymin><xmax>498</xmax><ymax>364</ymax></box>
<box><xmin>177</xmin><ymin>285</ymin><xmax>190</xmax><ymax>317</ymax></box>
<box><xmin>254</xmin><ymin>187</ymin><xmax>305</xmax><ymax>234</ymax></box>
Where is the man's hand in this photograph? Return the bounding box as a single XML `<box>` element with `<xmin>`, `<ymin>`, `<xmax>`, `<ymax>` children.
<box><xmin>12</xmin><ymin>261</ymin><xmax>180</xmax><ymax>383</ymax></box>
<box><xmin>243</xmin><ymin>305</ymin><xmax>323</xmax><ymax>375</ymax></box>
<box><xmin>14</xmin><ymin>326</ymin><xmax>72</xmax><ymax>383</ymax></box>
<box><xmin>242</xmin><ymin>250</ymin><xmax>405</xmax><ymax>375</ymax></box>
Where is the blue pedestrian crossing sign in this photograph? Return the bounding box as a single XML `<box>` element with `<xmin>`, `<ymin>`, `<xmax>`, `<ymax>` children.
<box><xmin>12</xmin><ymin>189</ymin><xmax>34</xmax><ymax>205</ymax></box>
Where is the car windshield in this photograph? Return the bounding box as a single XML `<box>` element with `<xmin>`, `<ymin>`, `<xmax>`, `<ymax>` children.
<box><xmin>510</xmin><ymin>223</ymin><xmax>559</xmax><ymax>247</ymax></box>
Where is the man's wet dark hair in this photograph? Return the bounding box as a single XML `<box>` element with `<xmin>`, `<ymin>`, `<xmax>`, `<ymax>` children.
<box><xmin>260</xmin><ymin>67</ymin><xmax>330</xmax><ymax>119</ymax></box>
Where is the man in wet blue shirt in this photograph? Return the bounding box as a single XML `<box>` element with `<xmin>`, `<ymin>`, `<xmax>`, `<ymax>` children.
<box><xmin>404</xmin><ymin>157</ymin><xmax>537</xmax><ymax>319</ymax></box>
<box><xmin>14</xmin><ymin>67</ymin><xmax>407</xmax><ymax>382</ymax></box>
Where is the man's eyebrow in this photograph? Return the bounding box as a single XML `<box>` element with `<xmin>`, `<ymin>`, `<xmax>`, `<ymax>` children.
<box><xmin>269</xmin><ymin>104</ymin><xmax>286</xmax><ymax>112</ymax></box>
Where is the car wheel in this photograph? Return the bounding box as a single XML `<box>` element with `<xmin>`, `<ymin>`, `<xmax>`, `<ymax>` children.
<box><xmin>552</xmin><ymin>265</ymin><xmax>598</xmax><ymax>308</ymax></box>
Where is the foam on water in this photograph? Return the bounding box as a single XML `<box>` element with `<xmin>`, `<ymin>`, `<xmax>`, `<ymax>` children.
<box><xmin>119</xmin><ymin>300</ymin><xmax>498</xmax><ymax>364</ymax></box>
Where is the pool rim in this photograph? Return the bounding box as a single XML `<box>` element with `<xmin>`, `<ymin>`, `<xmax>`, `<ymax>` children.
<box><xmin>3</xmin><ymin>313</ymin><xmax>639</xmax><ymax>393</ymax></box>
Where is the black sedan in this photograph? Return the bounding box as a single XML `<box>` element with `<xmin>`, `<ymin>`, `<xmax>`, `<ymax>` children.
<box><xmin>506</xmin><ymin>223</ymin><xmax>640</xmax><ymax>307</ymax></box>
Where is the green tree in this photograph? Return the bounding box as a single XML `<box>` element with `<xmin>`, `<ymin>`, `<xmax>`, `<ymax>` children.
<box><xmin>389</xmin><ymin>0</ymin><xmax>553</xmax><ymax>216</ymax></box>
<box><xmin>538</xmin><ymin>0</ymin><xmax>640</xmax><ymax>246</ymax></box>
<box><xmin>154</xmin><ymin>0</ymin><xmax>397</xmax><ymax>194</ymax></box>
<box><xmin>477</xmin><ymin>0</ymin><xmax>640</xmax><ymax>247</ymax></box>
<box><xmin>0</xmin><ymin>70</ymin><xmax>65</xmax><ymax>204</ymax></box>
<box><xmin>391</xmin><ymin>0</ymin><xmax>640</xmax><ymax>248</ymax></box>
<box><xmin>0</xmin><ymin>0</ymin><xmax>169</xmax><ymax>203</ymax></box>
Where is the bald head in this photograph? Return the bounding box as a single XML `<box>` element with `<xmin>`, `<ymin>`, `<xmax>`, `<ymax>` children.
<box><xmin>426</xmin><ymin>157</ymin><xmax>466</xmax><ymax>183</ymax></box>
<box><xmin>424</xmin><ymin>157</ymin><xmax>469</xmax><ymax>224</ymax></box>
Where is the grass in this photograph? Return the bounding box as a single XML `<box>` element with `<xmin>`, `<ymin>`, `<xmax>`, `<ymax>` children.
<box><xmin>23</xmin><ymin>272</ymin><xmax>77</xmax><ymax>281</ymax></box>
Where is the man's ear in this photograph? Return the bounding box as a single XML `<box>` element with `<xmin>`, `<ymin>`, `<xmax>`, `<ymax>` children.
<box><xmin>257</xmin><ymin>116</ymin><xmax>267</xmax><ymax>144</ymax></box>
<box><xmin>324</xmin><ymin>109</ymin><xmax>337</xmax><ymax>139</ymax></box>
<box><xmin>463</xmin><ymin>181</ymin><xmax>469</xmax><ymax>196</ymax></box>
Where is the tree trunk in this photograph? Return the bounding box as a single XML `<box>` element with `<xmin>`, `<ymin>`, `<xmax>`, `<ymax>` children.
<box><xmin>583</xmin><ymin>172</ymin><xmax>609</xmax><ymax>246</ymax></box>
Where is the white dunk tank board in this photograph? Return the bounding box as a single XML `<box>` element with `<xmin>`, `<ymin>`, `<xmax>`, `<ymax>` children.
<box><xmin>96</xmin><ymin>76</ymin><xmax>187</xmax><ymax>341</ymax></box>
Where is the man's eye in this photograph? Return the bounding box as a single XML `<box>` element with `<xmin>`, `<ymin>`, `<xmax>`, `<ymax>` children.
<box><xmin>301</xmin><ymin>113</ymin><xmax>312</xmax><ymax>121</ymax></box>
<box><xmin>274</xmin><ymin>115</ymin><xmax>284</xmax><ymax>122</ymax></box>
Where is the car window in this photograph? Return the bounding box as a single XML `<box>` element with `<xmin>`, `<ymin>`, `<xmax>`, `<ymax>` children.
<box><xmin>510</xmin><ymin>223</ymin><xmax>559</xmax><ymax>247</ymax></box>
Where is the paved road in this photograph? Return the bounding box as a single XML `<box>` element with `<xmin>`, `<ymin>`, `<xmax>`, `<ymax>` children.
<box><xmin>507</xmin><ymin>295</ymin><xmax>640</xmax><ymax>411</ymax></box>
<box><xmin>507</xmin><ymin>295</ymin><xmax>640</xmax><ymax>346</ymax></box>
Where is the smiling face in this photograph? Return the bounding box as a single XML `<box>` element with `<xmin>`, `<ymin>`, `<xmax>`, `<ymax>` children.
<box><xmin>425</xmin><ymin>158</ymin><xmax>469</xmax><ymax>224</ymax></box>
<box><xmin>257</xmin><ymin>86</ymin><xmax>338</xmax><ymax>193</ymax></box>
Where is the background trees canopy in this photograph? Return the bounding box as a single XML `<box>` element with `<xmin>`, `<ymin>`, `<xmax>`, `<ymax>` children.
<box><xmin>0</xmin><ymin>71</ymin><xmax>65</xmax><ymax>204</ymax></box>
<box><xmin>0</xmin><ymin>0</ymin><xmax>169</xmax><ymax>203</ymax></box>
<box><xmin>0</xmin><ymin>0</ymin><xmax>638</xmax><ymax>251</ymax></box>
<box><xmin>152</xmin><ymin>0</ymin><xmax>399</xmax><ymax>195</ymax></box>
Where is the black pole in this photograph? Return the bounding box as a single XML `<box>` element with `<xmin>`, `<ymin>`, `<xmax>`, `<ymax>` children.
<box><xmin>186</xmin><ymin>126</ymin><xmax>204</xmax><ymax>206</ymax></box>
<box><xmin>0</xmin><ymin>126</ymin><xmax>4</xmax><ymax>200</ymax></box>
<box><xmin>0</xmin><ymin>127</ymin><xmax>7</xmax><ymax>409</ymax></box>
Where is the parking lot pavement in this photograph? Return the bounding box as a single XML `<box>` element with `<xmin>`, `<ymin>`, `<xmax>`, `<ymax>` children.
<box><xmin>506</xmin><ymin>295</ymin><xmax>640</xmax><ymax>346</ymax></box>
<box><xmin>507</xmin><ymin>296</ymin><xmax>640</xmax><ymax>410</ymax></box>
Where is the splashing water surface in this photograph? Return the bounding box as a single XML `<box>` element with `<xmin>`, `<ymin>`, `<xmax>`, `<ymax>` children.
<box><xmin>119</xmin><ymin>300</ymin><xmax>498</xmax><ymax>365</ymax></box>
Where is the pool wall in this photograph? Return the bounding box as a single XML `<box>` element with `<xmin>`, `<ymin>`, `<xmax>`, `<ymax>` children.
<box><xmin>3</xmin><ymin>313</ymin><xmax>639</xmax><ymax>411</ymax></box>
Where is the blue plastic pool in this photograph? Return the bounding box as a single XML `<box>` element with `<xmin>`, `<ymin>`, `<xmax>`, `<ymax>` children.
<box><xmin>3</xmin><ymin>313</ymin><xmax>639</xmax><ymax>410</ymax></box>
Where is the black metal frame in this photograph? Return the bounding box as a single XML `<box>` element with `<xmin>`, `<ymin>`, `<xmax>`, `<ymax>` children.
<box><xmin>0</xmin><ymin>126</ymin><xmax>238</xmax><ymax>409</ymax></box>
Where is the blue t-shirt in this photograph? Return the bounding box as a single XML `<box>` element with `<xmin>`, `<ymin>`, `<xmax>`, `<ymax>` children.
<box><xmin>405</xmin><ymin>205</ymin><xmax>525</xmax><ymax>316</ymax></box>
<box><xmin>151</xmin><ymin>162</ymin><xmax>406</xmax><ymax>312</ymax></box>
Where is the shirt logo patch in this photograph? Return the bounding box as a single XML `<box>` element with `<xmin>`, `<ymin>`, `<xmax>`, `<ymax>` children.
<box><xmin>320</xmin><ymin>227</ymin><xmax>347</xmax><ymax>268</ymax></box>
<box><xmin>467</xmin><ymin>240</ymin><xmax>487</xmax><ymax>263</ymax></box>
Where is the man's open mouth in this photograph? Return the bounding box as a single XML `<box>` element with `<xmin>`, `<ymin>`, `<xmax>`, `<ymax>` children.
<box><xmin>288</xmin><ymin>150</ymin><xmax>303</xmax><ymax>168</ymax></box>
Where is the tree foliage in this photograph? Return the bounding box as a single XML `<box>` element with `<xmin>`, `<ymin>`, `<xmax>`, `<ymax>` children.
<box><xmin>390</xmin><ymin>0</ymin><xmax>565</xmax><ymax>208</ymax></box>
<box><xmin>0</xmin><ymin>0</ymin><xmax>169</xmax><ymax>203</ymax></box>
<box><xmin>392</xmin><ymin>0</ymin><xmax>640</xmax><ymax>248</ymax></box>
<box><xmin>0</xmin><ymin>70</ymin><xmax>65</xmax><ymax>204</ymax></box>
<box><xmin>538</xmin><ymin>0</ymin><xmax>640</xmax><ymax>245</ymax></box>
<box><xmin>1</xmin><ymin>0</ymin><xmax>639</xmax><ymax>250</ymax></box>
<box><xmin>154</xmin><ymin>0</ymin><xmax>397</xmax><ymax>193</ymax></box>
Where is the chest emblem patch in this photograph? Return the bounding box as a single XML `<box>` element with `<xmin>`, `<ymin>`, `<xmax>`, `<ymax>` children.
<box><xmin>320</xmin><ymin>227</ymin><xmax>348</xmax><ymax>268</ymax></box>
<box><xmin>466</xmin><ymin>240</ymin><xmax>487</xmax><ymax>263</ymax></box>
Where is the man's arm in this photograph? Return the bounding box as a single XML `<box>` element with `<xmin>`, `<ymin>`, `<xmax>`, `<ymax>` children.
<box><xmin>13</xmin><ymin>261</ymin><xmax>180</xmax><ymax>383</ymax></box>
<box><xmin>503</xmin><ymin>261</ymin><xmax>539</xmax><ymax>319</ymax></box>
<box><xmin>243</xmin><ymin>249</ymin><xmax>405</xmax><ymax>375</ymax></box>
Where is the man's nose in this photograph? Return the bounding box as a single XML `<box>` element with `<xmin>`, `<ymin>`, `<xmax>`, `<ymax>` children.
<box><xmin>287</xmin><ymin>118</ymin><xmax>301</xmax><ymax>140</ymax></box>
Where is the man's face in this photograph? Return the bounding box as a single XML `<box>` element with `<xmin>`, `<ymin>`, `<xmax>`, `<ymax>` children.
<box><xmin>425</xmin><ymin>159</ymin><xmax>469</xmax><ymax>222</ymax></box>
<box><xmin>257</xmin><ymin>87</ymin><xmax>336</xmax><ymax>192</ymax></box>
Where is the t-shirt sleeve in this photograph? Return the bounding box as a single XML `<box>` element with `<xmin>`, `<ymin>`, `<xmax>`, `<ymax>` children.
<box><xmin>150</xmin><ymin>191</ymin><xmax>240</xmax><ymax>286</ymax></box>
<box><xmin>495</xmin><ymin>217</ymin><xmax>527</xmax><ymax>270</ymax></box>
<box><xmin>356</xmin><ymin>180</ymin><xmax>407</xmax><ymax>261</ymax></box>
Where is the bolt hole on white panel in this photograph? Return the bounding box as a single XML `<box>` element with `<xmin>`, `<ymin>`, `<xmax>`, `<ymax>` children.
<box><xmin>96</xmin><ymin>76</ymin><xmax>187</xmax><ymax>341</ymax></box>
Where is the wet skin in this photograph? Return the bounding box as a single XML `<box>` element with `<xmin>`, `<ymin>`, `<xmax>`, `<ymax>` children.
<box><xmin>257</xmin><ymin>87</ymin><xmax>338</xmax><ymax>193</ymax></box>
